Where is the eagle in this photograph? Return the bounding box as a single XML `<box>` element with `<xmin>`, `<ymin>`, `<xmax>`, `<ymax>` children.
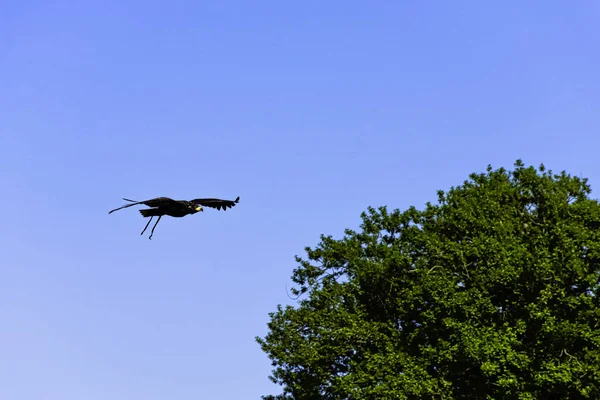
<box><xmin>109</xmin><ymin>196</ymin><xmax>240</xmax><ymax>239</ymax></box>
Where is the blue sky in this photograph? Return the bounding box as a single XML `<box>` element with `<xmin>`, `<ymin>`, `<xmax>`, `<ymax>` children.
<box><xmin>1</xmin><ymin>1</ymin><xmax>598</xmax><ymax>398</ymax></box>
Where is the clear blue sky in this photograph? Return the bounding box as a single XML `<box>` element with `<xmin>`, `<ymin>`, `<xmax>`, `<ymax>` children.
<box><xmin>1</xmin><ymin>1</ymin><xmax>598</xmax><ymax>398</ymax></box>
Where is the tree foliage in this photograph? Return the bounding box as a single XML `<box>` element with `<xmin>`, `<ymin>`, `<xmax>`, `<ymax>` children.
<box><xmin>257</xmin><ymin>160</ymin><xmax>600</xmax><ymax>399</ymax></box>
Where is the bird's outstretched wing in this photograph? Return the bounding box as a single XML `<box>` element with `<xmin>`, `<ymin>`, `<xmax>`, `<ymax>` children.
<box><xmin>190</xmin><ymin>196</ymin><xmax>240</xmax><ymax>211</ymax></box>
<box><xmin>108</xmin><ymin>197</ymin><xmax>180</xmax><ymax>214</ymax></box>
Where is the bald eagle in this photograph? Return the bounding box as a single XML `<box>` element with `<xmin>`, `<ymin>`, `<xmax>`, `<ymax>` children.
<box><xmin>109</xmin><ymin>196</ymin><xmax>240</xmax><ymax>239</ymax></box>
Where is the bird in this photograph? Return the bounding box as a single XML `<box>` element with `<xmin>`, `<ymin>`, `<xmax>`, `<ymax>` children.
<box><xmin>109</xmin><ymin>196</ymin><xmax>240</xmax><ymax>239</ymax></box>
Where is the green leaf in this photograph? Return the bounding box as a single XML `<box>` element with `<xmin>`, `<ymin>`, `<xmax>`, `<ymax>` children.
<box><xmin>258</xmin><ymin>160</ymin><xmax>600</xmax><ymax>399</ymax></box>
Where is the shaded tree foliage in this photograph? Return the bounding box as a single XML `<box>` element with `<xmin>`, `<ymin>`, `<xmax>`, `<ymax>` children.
<box><xmin>257</xmin><ymin>160</ymin><xmax>600</xmax><ymax>399</ymax></box>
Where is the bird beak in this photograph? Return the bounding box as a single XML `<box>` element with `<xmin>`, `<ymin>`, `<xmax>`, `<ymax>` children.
<box><xmin>196</xmin><ymin>206</ymin><xmax>203</xmax><ymax>212</ymax></box>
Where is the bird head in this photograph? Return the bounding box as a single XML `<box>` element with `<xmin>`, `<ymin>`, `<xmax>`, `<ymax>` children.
<box><xmin>186</xmin><ymin>202</ymin><xmax>203</xmax><ymax>213</ymax></box>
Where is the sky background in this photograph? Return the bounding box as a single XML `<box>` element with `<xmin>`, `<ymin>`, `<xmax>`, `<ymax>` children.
<box><xmin>1</xmin><ymin>1</ymin><xmax>599</xmax><ymax>399</ymax></box>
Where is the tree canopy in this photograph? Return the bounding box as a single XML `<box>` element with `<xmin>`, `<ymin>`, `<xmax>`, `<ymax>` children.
<box><xmin>257</xmin><ymin>160</ymin><xmax>600</xmax><ymax>399</ymax></box>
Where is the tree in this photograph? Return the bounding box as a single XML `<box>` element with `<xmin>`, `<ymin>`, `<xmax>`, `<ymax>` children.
<box><xmin>256</xmin><ymin>160</ymin><xmax>600</xmax><ymax>399</ymax></box>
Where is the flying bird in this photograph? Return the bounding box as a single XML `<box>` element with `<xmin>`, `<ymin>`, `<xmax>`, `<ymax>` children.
<box><xmin>109</xmin><ymin>196</ymin><xmax>240</xmax><ymax>239</ymax></box>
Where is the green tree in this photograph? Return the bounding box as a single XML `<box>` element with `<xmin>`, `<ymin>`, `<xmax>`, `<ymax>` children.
<box><xmin>257</xmin><ymin>160</ymin><xmax>600</xmax><ymax>399</ymax></box>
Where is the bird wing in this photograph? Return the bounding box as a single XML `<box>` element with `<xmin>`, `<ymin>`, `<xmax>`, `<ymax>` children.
<box><xmin>109</xmin><ymin>197</ymin><xmax>180</xmax><ymax>214</ymax></box>
<box><xmin>190</xmin><ymin>196</ymin><xmax>240</xmax><ymax>211</ymax></box>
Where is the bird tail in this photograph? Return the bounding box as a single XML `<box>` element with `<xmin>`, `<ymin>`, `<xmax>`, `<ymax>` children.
<box><xmin>108</xmin><ymin>198</ymin><xmax>142</xmax><ymax>214</ymax></box>
<box><xmin>139</xmin><ymin>209</ymin><xmax>162</xmax><ymax>218</ymax></box>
